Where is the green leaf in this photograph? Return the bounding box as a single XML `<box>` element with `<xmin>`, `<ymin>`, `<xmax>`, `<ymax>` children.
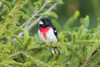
<box><xmin>56</xmin><ymin>0</ymin><xmax>64</xmax><ymax>4</ymax></box>
<box><xmin>72</xmin><ymin>33</ymin><xmax>76</xmax><ymax>43</ymax></box>
<box><xmin>22</xmin><ymin>14</ymin><xmax>30</xmax><ymax>20</ymax></box>
<box><xmin>39</xmin><ymin>12</ymin><xmax>58</xmax><ymax>18</ymax></box>
<box><xmin>24</xmin><ymin>28</ymin><xmax>29</xmax><ymax>40</ymax></box>
<box><xmin>34</xmin><ymin>5</ymin><xmax>39</xmax><ymax>11</ymax></box>
<box><xmin>3</xmin><ymin>4</ymin><xmax>10</xmax><ymax>12</ymax></box>
<box><xmin>12</xmin><ymin>34</ymin><xmax>23</xmax><ymax>45</ymax></box>
<box><xmin>14</xmin><ymin>11</ymin><xmax>24</xmax><ymax>15</ymax></box>
<box><xmin>80</xmin><ymin>15</ymin><xmax>90</xmax><ymax>28</ymax></box>
<box><xmin>67</xmin><ymin>46</ymin><xmax>82</xmax><ymax>62</ymax></box>
<box><xmin>50</xmin><ymin>12</ymin><xmax>58</xmax><ymax>18</ymax></box>
<box><xmin>23</xmin><ymin>62</ymin><xmax>31</xmax><ymax>66</ymax></box>
<box><xmin>23</xmin><ymin>37</ymin><xmax>32</xmax><ymax>51</ymax></box>
<box><xmin>74</xmin><ymin>10</ymin><xmax>80</xmax><ymax>19</ymax></box>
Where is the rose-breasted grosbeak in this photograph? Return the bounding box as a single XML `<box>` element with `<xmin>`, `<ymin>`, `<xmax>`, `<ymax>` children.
<box><xmin>38</xmin><ymin>18</ymin><xmax>60</xmax><ymax>55</ymax></box>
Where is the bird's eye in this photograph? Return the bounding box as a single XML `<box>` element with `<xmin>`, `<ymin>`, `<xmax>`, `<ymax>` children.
<box><xmin>39</xmin><ymin>21</ymin><xmax>43</xmax><ymax>24</ymax></box>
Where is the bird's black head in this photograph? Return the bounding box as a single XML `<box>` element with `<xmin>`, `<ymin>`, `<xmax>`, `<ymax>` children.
<box><xmin>39</xmin><ymin>18</ymin><xmax>52</xmax><ymax>28</ymax></box>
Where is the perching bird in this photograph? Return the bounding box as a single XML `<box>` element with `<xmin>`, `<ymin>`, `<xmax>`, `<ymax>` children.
<box><xmin>38</xmin><ymin>18</ymin><xmax>60</xmax><ymax>55</ymax></box>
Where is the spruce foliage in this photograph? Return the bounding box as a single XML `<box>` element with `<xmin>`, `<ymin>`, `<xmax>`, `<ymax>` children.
<box><xmin>0</xmin><ymin>0</ymin><xmax>100</xmax><ymax>67</ymax></box>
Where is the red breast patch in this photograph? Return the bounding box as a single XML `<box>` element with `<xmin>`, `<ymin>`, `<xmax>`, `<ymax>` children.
<box><xmin>39</xmin><ymin>27</ymin><xmax>50</xmax><ymax>40</ymax></box>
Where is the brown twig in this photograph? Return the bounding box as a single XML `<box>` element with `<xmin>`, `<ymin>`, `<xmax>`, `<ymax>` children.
<box><xmin>7</xmin><ymin>51</ymin><xmax>48</xmax><ymax>67</ymax></box>
<box><xmin>22</xmin><ymin>52</ymin><xmax>48</xmax><ymax>67</ymax></box>
<box><xmin>7</xmin><ymin>51</ymin><xmax>23</xmax><ymax>59</ymax></box>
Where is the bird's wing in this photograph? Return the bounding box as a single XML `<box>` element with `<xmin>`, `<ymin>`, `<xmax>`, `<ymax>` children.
<box><xmin>51</xmin><ymin>25</ymin><xmax>58</xmax><ymax>38</ymax></box>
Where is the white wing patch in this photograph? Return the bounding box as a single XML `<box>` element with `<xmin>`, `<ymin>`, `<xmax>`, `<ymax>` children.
<box><xmin>54</xmin><ymin>30</ymin><xmax>56</xmax><ymax>33</ymax></box>
<box><xmin>38</xmin><ymin>28</ymin><xmax>57</xmax><ymax>43</ymax></box>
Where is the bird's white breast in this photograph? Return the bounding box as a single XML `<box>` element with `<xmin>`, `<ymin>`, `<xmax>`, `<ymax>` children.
<box><xmin>38</xmin><ymin>28</ymin><xmax>57</xmax><ymax>43</ymax></box>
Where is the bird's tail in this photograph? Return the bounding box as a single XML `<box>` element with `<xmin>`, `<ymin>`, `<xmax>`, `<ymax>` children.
<box><xmin>50</xmin><ymin>47</ymin><xmax>60</xmax><ymax>55</ymax></box>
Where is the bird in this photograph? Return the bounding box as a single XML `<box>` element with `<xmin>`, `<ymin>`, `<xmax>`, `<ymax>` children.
<box><xmin>38</xmin><ymin>18</ymin><xmax>60</xmax><ymax>55</ymax></box>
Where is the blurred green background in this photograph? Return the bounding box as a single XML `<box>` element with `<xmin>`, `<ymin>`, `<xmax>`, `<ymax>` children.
<box><xmin>59</xmin><ymin>0</ymin><xmax>99</xmax><ymax>28</ymax></box>
<box><xmin>56</xmin><ymin>0</ymin><xmax>99</xmax><ymax>28</ymax></box>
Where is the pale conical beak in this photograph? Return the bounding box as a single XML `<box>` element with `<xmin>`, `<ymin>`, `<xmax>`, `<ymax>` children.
<box><xmin>39</xmin><ymin>21</ymin><xmax>43</xmax><ymax>24</ymax></box>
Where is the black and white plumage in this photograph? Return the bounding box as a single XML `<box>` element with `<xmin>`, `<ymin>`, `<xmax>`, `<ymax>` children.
<box><xmin>38</xmin><ymin>18</ymin><xmax>60</xmax><ymax>55</ymax></box>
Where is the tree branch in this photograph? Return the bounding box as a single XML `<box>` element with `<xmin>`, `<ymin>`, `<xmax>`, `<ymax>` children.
<box><xmin>7</xmin><ymin>51</ymin><xmax>48</xmax><ymax>67</ymax></box>
<box><xmin>22</xmin><ymin>52</ymin><xmax>48</xmax><ymax>67</ymax></box>
<box><xmin>7</xmin><ymin>51</ymin><xmax>23</xmax><ymax>59</ymax></box>
<box><xmin>27</xmin><ymin>40</ymin><xmax>98</xmax><ymax>51</ymax></box>
<box><xmin>7</xmin><ymin>40</ymin><xmax>98</xmax><ymax>59</ymax></box>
